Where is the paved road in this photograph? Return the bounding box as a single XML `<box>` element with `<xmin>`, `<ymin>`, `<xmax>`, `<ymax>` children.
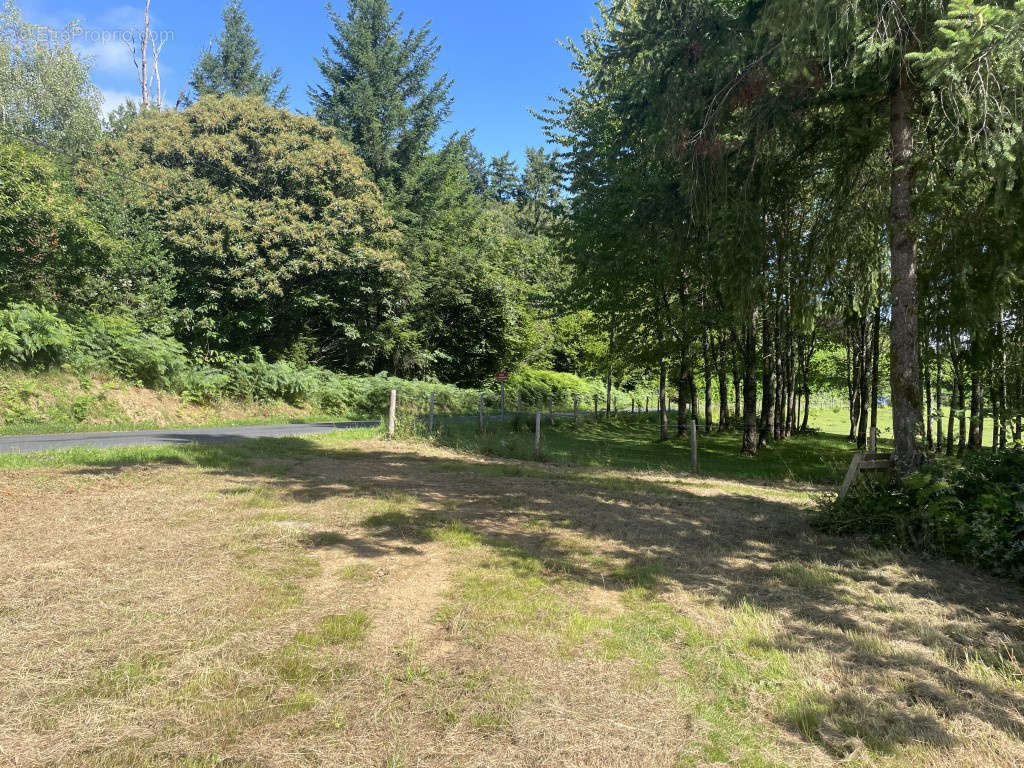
<box><xmin>0</xmin><ymin>421</ymin><xmax>381</xmax><ymax>455</ymax></box>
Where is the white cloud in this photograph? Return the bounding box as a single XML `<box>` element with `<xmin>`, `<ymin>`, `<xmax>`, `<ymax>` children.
<box><xmin>99</xmin><ymin>88</ymin><xmax>138</xmax><ymax>116</ymax></box>
<box><xmin>75</xmin><ymin>36</ymin><xmax>135</xmax><ymax>75</ymax></box>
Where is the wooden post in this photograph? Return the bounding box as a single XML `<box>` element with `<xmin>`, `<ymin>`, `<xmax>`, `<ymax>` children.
<box><xmin>646</xmin><ymin>397</ymin><xmax>650</xmax><ymax>415</ymax></box>
<box><xmin>535</xmin><ymin>410</ymin><xmax>542</xmax><ymax>455</ymax></box>
<box><xmin>690</xmin><ymin>418</ymin><xmax>699</xmax><ymax>472</ymax></box>
<box><xmin>515</xmin><ymin>391</ymin><xmax>522</xmax><ymax>431</ymax></box>
<box><xmin>478</xmin><ymin>393</ymin><xmax>485</xmax><ymax>433</ymax></box>
<box><xmin>388</xmin><ymin>389</ymin><xmax>397</xmax><ymax>439</ymax></box>
<box><xmin>573</xmin><ymin>394</ymin><xmax>579</xmax><ymax>422</ymax></box>
<box><xmin>500</xmin><ymin>381</ymin><xmax>506</xmax><ymax>422</ymax></box>
<box><xmin>631</xmin><ymin>397</ymin><xmax>635</xmax><ymax>414</ymax></box>
<box><xmin>548</xmin><ymin>397</ymin><xmax>554</xmax><ymax>426</ymax></box>
<box><xmin>593</xmin><ymin>394</ymin><xmax>599</xmax><ymax>419</ymax></box>
<box><xmin>428</xmin><ymin>391</ymin><xmax>435</xmax><ymax>433</ymax></box>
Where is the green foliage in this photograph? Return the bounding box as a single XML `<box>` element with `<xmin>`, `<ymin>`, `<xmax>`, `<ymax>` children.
<box><xmin>0</xmin><ymin>302</ymin><xmax>485</xmax><ymax>417</ymax></box>
<box><xmin>73</xmin><ymin>313</ymin><xmax>190</xmax><ymax>390</ymax></box>
<box><xmin>814</xmin><ymin>451</ymin><xmax>1024</xmax><ymax>580</ymax></box>
<box><xmin>0</xmin><ymin>1</ymin><xmax>101</xmax><ymax>153</ymax></box>
<box><xmin>501</xmin><ymin>366</ymin><xmax>657</xmax><ymax>410</ymax></box>
<box><xmin>0</xmin><ymin>142</ymin><xmax>121</xmax><ymax>311</ymax></box>
<box><xmin>183</xmin><ymin>0</ymin><xmax>288</xmax><ymax>107</ymax></box>
<box><xmin>0</xmin><ymin>303</ymin><xmax>73</xmax><ymax>367</ymax></box>
<box><xmin>89</xmin><ymin>95</ymin><xmax>401</xmax><ymax>362</ymax></box>
<box><xmin>310</xmin><ymin>0</ymin><xmax>452</xmax><ymax>198</ymax></box>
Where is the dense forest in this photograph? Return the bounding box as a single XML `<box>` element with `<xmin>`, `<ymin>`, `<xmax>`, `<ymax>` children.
<box><xmin>1</xmin><ymin>0</ymin><xmax>1023</xmax><ymax>466</ymax></box>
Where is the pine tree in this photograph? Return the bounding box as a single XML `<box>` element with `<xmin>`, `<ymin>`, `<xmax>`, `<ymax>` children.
<box><xmin>183</xmin><ymin>0</ymin><xmax>287</xmax><ymax>107</ymax></box>
<box><xmin>486</xmin><ymin>152</ymin><xmax>520</xmax><ymax>203</ymax></box>
<box><xmin>309</xmin><ymin>0</ymin><xmax>453</xmax><ymax>196</ymax></box>
<box><xmin>519</xmin><ymin>147</ymin><xmax>562</xmax><ymax>232</ymax></box>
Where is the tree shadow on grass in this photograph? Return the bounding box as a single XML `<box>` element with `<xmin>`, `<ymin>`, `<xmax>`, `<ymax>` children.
<box><xmin>35</xmin><ymin>434</ymin><xmax>1024</xmax><ymax>758</ymax></box>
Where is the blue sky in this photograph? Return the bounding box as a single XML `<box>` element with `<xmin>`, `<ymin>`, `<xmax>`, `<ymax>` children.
<box><xmin>19</xmin><ymin>0</ymin><xmax>600</xmax><ymax>162</ymax></box>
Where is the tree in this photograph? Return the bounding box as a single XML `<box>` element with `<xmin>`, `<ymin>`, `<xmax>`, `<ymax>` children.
<box><xmin>518</xmin><ymin>147</ymin><xmax>562</xmax><ymax>233</ymax></box>
<box><xmin>0</xmin><ymin>143</ymin><xmax>119</xmax><ymax>311</ymax></box>
<box><xmin>125</xmin><ymin>0</ymin><xmax>168</xmax><ymax>109</ymax></box>
<box><xmin>89</xmin><ymin>96</ymin><xmax>401</xmax><ymax>365</ymax></box>
<box><xmin>182</xmin><ymin>0</ymin><xmax>287</xmax><ymax>107</ymax></box>
<box><xmin>310</xmin><ymin>0</ymin><xmax>452</xmax><ymax>198</ymax></box>
<box><xmin>755</xmin><ymin>0</ymin><xmax>1024</xmax><ymax>470</ymax></box>
<box><xmin>486</xmin><ymin>152</ymin><xmax>520</xmax><ymax>203</ymax></box>
<box><xmin>0</xmin><ymin>1</ymin><xmax>101</xmax><ymax>153</ymax></box>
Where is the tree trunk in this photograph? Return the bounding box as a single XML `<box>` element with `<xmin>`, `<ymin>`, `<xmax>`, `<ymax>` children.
<box><xmin>969</xmin><ymin>374</ymin><xmax>984</xmax><ymax>450</ymax></box>
<box><xmin>935</xmin><ymin>355</ymin><xmax>944</xmax><ymax>451</ymax></box>
<box><xmin>848</xmin><ymin>333</ymin><xmax>860</xmax><ymax>442</ymax></box>
<box><xmin>717</xmin><ymin>337</ymin><xmax>730</xmax><ymax>431</ymax></box>
<box><xmin>759</xmin><ymin>315</ymin><xmax>775</xmax><ymax>446</ymax></box>
<box><xmin>690</xmin><ymin>376</ymin><xmax>698</xmax><ymax>430</ymax></box>
<box><xmin>677</xmin><ymin>355</ymin><xmax>688</xmax><ymax>438</ymax></box>
<box><xmin>871</xmin><ymin>308</ymin><xmax>881</xmax><ymax>451</ymax></box>
<box><xmin>733</xmin><ymin>368</ymin><xmax>741</xmax><ymax>421</ymax></box>
<box><xmin>924</xmin><ymin>356</ymin><xmax>933</xmax><ymax>451</ymax></box>
<box><xmin>703</xmin><ymin>334</ymin><xmax>713</xmax><ymax>434</ymax></box>
<box><xmin>997</xmin><ymin>314</ymin><xmax>1008</xmax><ymax>451</ymax></box>
<box><xmin>741</xmin><ymin>317</ymin><xmax>759</xmax><ymax>455</ymax></box>
<box><xmin>857</xmin><ymin>318</ymin><xmax>870</xmax><ymax>450</ymax></box>
<box><xmin>957</xmin><ymin>375</ymin><xmax>967</xmax><ymax>457</ymax></box>
<box><xmin>946</xmin><ymin>375</ymin><xmax>957</xmax><ymax>456</ymax></box>
<box><xmin>659</xmin><ymin>359</ymin><xmax>669</xmax><ymax>442</ymax></box>
<box><xmin>888</xmin><ymin>60</ymin><xmax>923</xmax><ymax>472</ymax></box>
<box><xmin>786</xmin><ymin>344</ymin><xmax>798</xmax><ymax>438</ymax></box>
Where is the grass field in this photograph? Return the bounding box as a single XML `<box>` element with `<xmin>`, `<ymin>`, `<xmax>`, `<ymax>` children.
<box><xmin>430</xmin><ymin>407</ymin><xmax>892</xmax><ymax>486</ymax></box>
<box><xmin>2</xmin><ymin>429</ymin><xmax>1023</xmax><ymax>767</ymax></box>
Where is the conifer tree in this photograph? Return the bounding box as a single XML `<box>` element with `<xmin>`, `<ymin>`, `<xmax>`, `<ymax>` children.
<box><xmin>310</xmin><ymin>0</ymin><xmax>452</xmax><ymax>197</ymax></box>
<box><xmin>183</xmin><ymin>0</ymin><xmax>287</xmax><ymax>107</ymax></box>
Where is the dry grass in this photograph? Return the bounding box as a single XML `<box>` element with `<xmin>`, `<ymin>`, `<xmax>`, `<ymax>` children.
<box><xmin>1</xmin><ymin>436</ymin><xmax>1022</xmax><ymax>767</ymax></box>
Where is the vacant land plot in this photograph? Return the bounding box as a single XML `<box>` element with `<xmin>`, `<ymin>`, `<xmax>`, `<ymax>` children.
<box><xmin>1</xmin><ymin>434</ymin><xmax>1022</xmax><ymax>767</ymax></box>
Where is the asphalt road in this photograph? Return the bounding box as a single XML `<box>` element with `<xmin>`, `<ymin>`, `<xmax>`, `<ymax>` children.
<box><xmin>0</xmin><ymin>421</ymin><xmax>381</xmax><ymax>455</ymax></box>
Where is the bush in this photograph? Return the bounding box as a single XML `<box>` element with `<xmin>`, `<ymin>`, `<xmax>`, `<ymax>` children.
<box><xmin>0</xmin><ymin>304</ymin><xmax>74</xmax><ymax>368</ymax></box>
<box><xmin>1</xmin><ymin>303</ymin><xmax>654</xmax><ymax>426</ymax></box>
<box><xmin>814</xmin><ymin>450</ymin><xmax>1024</xmax><ymax>580</ymax></box>
<box><xmin>73</xmin><ymin>313</ymin><xmax>189</xmax><ymax>390</ymax></box>
<box><xmin>500</xmin><ymin>366</ymin><xmax>658</xmax><ymax>410</ymax></box>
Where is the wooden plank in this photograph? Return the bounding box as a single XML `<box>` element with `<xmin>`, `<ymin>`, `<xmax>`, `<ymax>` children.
<box><xmin>860</xmin><ymin>460</ymin><xmax>893</xmax><ymax>471</ymax></box>
<box><xmin>839</xmin><ymin>453</ymin><xmax>864</xmax><ymax>499</ymax></box>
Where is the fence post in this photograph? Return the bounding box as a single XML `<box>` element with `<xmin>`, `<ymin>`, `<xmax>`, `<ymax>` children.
<box><xmin>428</xmin><ymin>391</ymin><xmax>435</xmax><ymax>433</ymax></box>
<box><xmin>573</xmin><ymin>394</ymin><xmax>579</xmax><ymax>422</ymax></box>
<box><xmin>535</xmin><ymin>410</ymin><xmax>542</xmax><ymax>456</ymax></box>
<box><xmin>388</xmin><ymin>389</ymin><xmax>397</xmax><ymax>439</ymax></box>
<box><xmin>646</xmin><ymin>396</ymin><xmax>650</xmax><ymax>415</ymax></box>
<box><xmin>515</xmin><ymin>391</ymin><xmax>522</xmax><ymax>431</ymax></box>
<box><xmin>593</xmin><ymin>394</ymin><xmax>599</xmax><ymax>419</ymax></box>
<box><xmin>478</xmin><ymin>393</ymin><xmax>485</xmax><ymax>433</ymax></box>
<box><xmin>548</xmin><ymin>397</ymin><xmax>554</xmax><ymax>426</ymax></box>
<box><xmin>690</xmin><ymin>418</ymin><xmax>699</xmax><ymax>472</ymax></box>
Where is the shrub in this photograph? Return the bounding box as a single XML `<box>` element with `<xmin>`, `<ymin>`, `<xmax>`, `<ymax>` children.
<box><xmin>501</xmin><ymin>366</ymin><xmax>658</xmax><ymax>410</ymax></box>
<box><xmin>814</xmin><ymin>450</ymin><xmax>1024</xmax><ymax>580</ymax></box>
<box><xmin>0</xmin><ymin>304</ymin><xmax>74</xmax><ymax>368</ymax></box>
<box><xmin>73</xmin><ymin>313</ymin><xmax>189</xmax><ymax>390</ymax></box>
